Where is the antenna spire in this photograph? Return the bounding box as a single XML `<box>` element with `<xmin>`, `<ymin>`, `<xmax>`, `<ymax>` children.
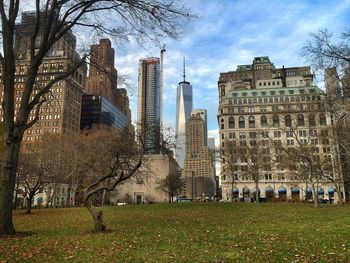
<box><xmin>183</xmin><ymin>57</ymin><xmax>186</xmax><ymax>82</ymax></box>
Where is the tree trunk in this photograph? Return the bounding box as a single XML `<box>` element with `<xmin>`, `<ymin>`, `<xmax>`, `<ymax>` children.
<box><xmin>13</xmin><ymin>174</ymin><xmax>20</xmax><ymax>210</ymax></box>
<box><xmin>25</xmin><ymin>197</ymin><xmax>33</xmax><ymax>214</ymax></box>
<box><xmin>66</xmin><ymin>183</ymin><xmax>72</xmax><ymax>207</ymax></box>
<box><xmin>0</xmin><ymin>140</ymin><xmax>21</xmax><ymax>235</ymax></box>
<box><xmin>85</xmin><ymin>200</ymin><xmax>106</xmax><ymax>232</ymax></box>
<box><xmin>312</xmin><ymin>185</ymin><xmax>318</xmax><ymax>208</ymax></box>
<box><xmin>255</xmin><ymin>182</ymin><xmax>260</xmax><ymax>203</ymax></box>
<box><xmin>334</xmin><ymin>183</ymin><xmax>344</xmax><ymax>205</ymax></box>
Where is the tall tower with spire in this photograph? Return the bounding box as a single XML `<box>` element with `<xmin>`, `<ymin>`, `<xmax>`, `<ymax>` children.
<box><xmin>175</xmin><ymin>58</ymin><xmax>193</xmax><ymax>169</ymax></box>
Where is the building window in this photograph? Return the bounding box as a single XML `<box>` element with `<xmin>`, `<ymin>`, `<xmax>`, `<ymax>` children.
<box><xmin>239</xmin><ymin>116</ymin><xmax>245</xmax><ymax>128</ymax></box>
<box><xmin>229</xmin><ymin>132</ymin><xmax>236</xmax><ymax>139</ymax></box>
<box><xmin>221</xmin><ymin>85</ymin><xmax>225</xmax><ymax>96</ymax></box>
<box><xmin>239</xmin><ymin>132</ymin><xmax>246</xmax><ymax>140</ymax></box>
<box><xmin>229</xmin><ymin>117</ymin><xmax>235</xmax><ymax>128</ymax></box>
<box><xmin>308</xmin><ymin>114</ymin><xmax>316</xmax><ymax>126</ymax></box>
<box><xmin>285</xmin><ymin>114</ymin><xmax>292</xmax><ymax>127</ymax></box>
<box><xmin>274</xmin><ymin>131</ymin><xmax>281</xmax><ymax>138</ymax></box>
<box><xmin>249</xmin><ymin>132</ymin><xmax>256</xmax><ymax>139</ymax></box>
<box><xmin>319</xmin><ymin>113</ymin><xmax>327</xmax><ymax>126</ymax></box>
<box><xmin>273</xmin><ymin>115</ymin><xmax>280</xmax><ymax>127</ymax></box>
<box><xmin>299</xmin><ymin>130</ymin><xmax>307</xmax><ymax>137</ymax></box>
<box><xmin>261</xmin><ymin>115</ymin><xmax>268</xmax><ymax>127</ymax></box>
<box><xmin>249</xmin><ymin>116</ymin><xmax>255</xmax><ymax>128</ymax></box>
<box><xmin>297</xmin><ymin>114</ymin><xmax>305</xmax><ymax>126</ymax></box>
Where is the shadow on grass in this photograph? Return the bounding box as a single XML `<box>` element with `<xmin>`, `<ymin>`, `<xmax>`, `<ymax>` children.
<box><xmin>87</xmin><ymin>228</ymin><xmax>115</xmax><ymax>235</ymax></box>
<box><xmin>0</xmin><ymin>231</ymin><xmax>37</xmax><ymax>239</ymax></box>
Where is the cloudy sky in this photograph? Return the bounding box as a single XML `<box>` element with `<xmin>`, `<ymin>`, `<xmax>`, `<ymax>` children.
<box><xmin>113</xmin><ymin>0</ymin><xmax>350</xmax><ymax>144</ymax></box>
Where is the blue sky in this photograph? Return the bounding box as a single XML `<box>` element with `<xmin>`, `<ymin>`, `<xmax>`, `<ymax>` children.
<box><xmin>113</xmin><ymin>0</ymin><xmax>350</xmax><ymax>144</ymax></box>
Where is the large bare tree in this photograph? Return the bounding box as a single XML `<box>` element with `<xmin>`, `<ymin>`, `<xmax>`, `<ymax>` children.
<box><xmin>75</xmin><ymin>125</ymin><xmax>171</xmax><ymax>232</ymax></box>
<box><xmin>17</xmin><ymin>134</ymin><xmax>62</xmax><ymax>213</ymax></box>
<box><xmin>303</xmin><ymin>28</ymin><xmax>350</xmax><ymax>199</ymax></box>
<box><xmin>0</xmin><ymin>0</ymin><xmax>192</xmax><ymax>235</ymax></box>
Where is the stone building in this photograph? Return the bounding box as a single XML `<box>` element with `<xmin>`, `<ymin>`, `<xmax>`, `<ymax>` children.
<box><xmin>182</xmin><ymin>111</ymin><xmax>215</xmax><ymax>199</ymax></box>
<box><xmin>112</xmin><ymin>154</ymin><xmax>179</xmax><ymax>204</ymax></box>
<box><xmin>85</xmin><ymin>39</ymin><xmax>131</xmax><ymax>122</ymax></box>
<box><xmin>0</xmin><ymin>11</ymin><xmax>86</xmax><ymax>142</ymax></box>
<box><xmin>217</xmin><ymin>56</ymin><xmax>344</xmax><ymax>202</ymax></box>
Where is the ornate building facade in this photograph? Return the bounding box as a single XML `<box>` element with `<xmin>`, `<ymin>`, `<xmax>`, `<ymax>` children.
<box><xmin>217</xmin><ymin>56</ymin><xmax>344</xmax><ymax>202</ymax></box>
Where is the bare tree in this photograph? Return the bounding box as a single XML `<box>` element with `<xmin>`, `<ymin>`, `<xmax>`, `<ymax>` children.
<box><xmin>218</xmin><ymin>140</ymin><xmax>238</xmax><ymax>201</ymax></box>
<box><xmin>17</xmin><ymin>137</ymin><xmax>59</xmax><ymax>213</ymax></box>
<box><xmin>302</xmin><ymin>28</ymin><xmax>350</xmax><ymax>74</ymax></box>
<box><xmin>237</xmin><ymin>140</ymin><xmax>267</xmax><ymax>203</ymax></box>
<box><xmin>75</xmin><ymin>125</ymin><xmax>172</xmax><ymax>232</ymax></box>
<box><xmin>303</xmin><ymin>28</ymin><xmax>350</xmax><ymax>200</ymax></box>
<box><xmin>158</xmin><ymin>170</ymin><xmax>182</xmax><ymax>203</ymax></box>
<box><xmin>0</xmin><ymin>0</ymin><xmax>193</xmax><ymax>235</ymax></box>
<box><xmin>273</xmin><ymin>123</ymin><xmax>342</xmax><ymax>207</ymax></box>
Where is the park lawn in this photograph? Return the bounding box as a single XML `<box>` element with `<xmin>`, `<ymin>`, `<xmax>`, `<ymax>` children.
<box><xmin>0</xmin><ymin>203</ymin><xmax>350</xmax><ymax>262</ymax></box>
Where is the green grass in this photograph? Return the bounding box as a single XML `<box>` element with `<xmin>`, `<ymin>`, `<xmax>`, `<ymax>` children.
<box><xmin>1</xmin><ymin>203</ymin><xmax>350</xmax><ymax>262</ymax></box>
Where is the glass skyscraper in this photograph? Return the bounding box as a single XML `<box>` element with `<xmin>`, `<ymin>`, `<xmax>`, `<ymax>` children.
<box><xmin>175</xmin><ymin>60</ymin><xmax>193</xmax><ymax>169</ymax></box>
<box><xmin>137</xmin><ymin>57</ymin><xmax>161</xmax><ymax>154</ymax></box>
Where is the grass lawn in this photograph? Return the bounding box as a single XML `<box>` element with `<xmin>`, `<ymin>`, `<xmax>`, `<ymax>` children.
<box><xmin>0</xmin><ymin>203</ymin><xmax>350</xmax><ymax>262</ymax></box>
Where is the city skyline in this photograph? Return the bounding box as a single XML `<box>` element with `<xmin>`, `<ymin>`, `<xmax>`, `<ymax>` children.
<box><xmin>112</xmin><ymin>0</ymin><xmax>350</xmax><ymax>145</ymax></box>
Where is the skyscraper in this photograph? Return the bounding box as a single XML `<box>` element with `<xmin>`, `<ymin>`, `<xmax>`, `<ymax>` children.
<box><xmin>86</xmin><ymin>38</ymin><xmax>131</xmax><ymax>122</ymax></box>
<box><xmin>137</xmin><ymin>57</ymin><xmax>161</xmax><ymax>154</ymax></box>
<box><xmin>175</xmin><ymin>58</ymin><xmax>193</xmax><ymax>169</ymax></box>
<box><xmin>191</xmin><ymin>108</ymin><xmax>207</xmax><ymax>145</ymax></box>
<box><xmin>182</xmin><ymin>114</ymin><xmax>215</xmax><ymax>198</ymax></box>
<box><xmin>0</xmin><ymin>12</ymin><xmax>86</xmax><ymax>142</ymax></box>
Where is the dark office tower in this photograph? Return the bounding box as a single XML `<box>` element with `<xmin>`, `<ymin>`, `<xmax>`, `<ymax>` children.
<box><xmin>86</xmin><ymin>38</ymin><xmax>131</xmax><ymax>122</ymax></box>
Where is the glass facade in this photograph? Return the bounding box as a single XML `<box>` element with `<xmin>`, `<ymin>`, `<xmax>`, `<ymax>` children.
<box><xmin>175</xmin><ymin>81</ymin><xmax>192</xmax><ymax>169</ymax></box>
<box><xmin>80</xmin><ymin>94</ymin><xmax>128</xmax><ymax>130</ymax></box>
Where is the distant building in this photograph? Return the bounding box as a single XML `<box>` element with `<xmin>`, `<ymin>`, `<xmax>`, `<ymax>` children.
<box><xmin>191</xmin><ymin>109</ymin><xmax>208</xmax><ymax>145</ymax></box>
<box><xmin>0</xmin><ymin>11</ymin><xmax>86</xmax><ymax>142</ymax></box>
<box><xmin>208</xmin><ymin>138</ymin><xmax>216</xmax><ymax>150</ymax></box>
<box><xmin>86</xmin><ymin>38</ymin><xmax>131</xmax><ymax>122</ymax></box>
<box><xmin>182</xmin><ymin>114</ymin><xmax>215</xmax><ymax>199</ymax></box>
<box><xmin>137</xmin><ymin>57</ymin><xmax>161</xmax><ymax>154</ymax></box>
<box><xmin>175</xmin><ymin>58</ymin><xmax>193</xmax><ymax>169</ymax></box>
<box><xmin>80</xmin><ymin>94</ymin><xmax>128</xmax><ymax>130</ymax></box>
<box><xmin>112</xmin><ymin>154</ymin><xmax>179</xmax><ymax>204</ymax></box>
<box><xmin>217</xmin><ymin>56</ymin><xmax>344</xmax><ymax>202</ymax></box>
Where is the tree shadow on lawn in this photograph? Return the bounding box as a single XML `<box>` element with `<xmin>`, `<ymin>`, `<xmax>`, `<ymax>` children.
<box><xmin>0</xmin><ymin>231</ymin><xmax>37</xmax><ymax>239</ymax></box>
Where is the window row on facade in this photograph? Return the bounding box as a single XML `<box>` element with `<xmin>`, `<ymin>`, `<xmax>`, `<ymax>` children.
<box><xmin>220</xmin><ymin>113</ymin><xmax>327</xmax><ymax>129</ymax></box>
<box><xmin>224</xmin><ymin>94</ymin><xmax>321</xmax><ymax>105</ymax></box>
